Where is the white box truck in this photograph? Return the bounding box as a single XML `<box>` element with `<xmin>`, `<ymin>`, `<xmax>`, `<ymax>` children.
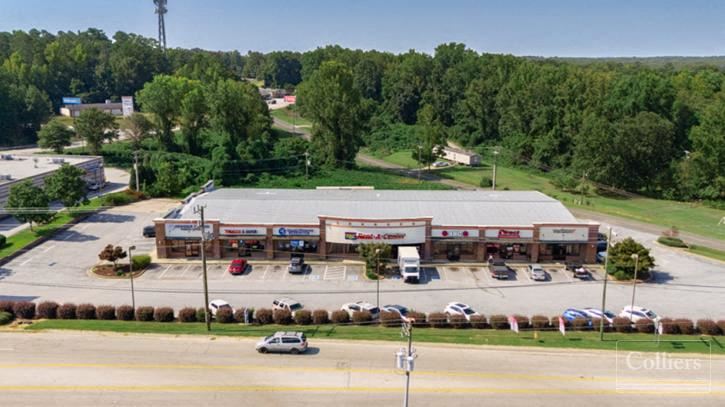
<box><xmin>397</xmin><ymin>246</ymin><xmax>420</xmax><ymax>283</ymax></box>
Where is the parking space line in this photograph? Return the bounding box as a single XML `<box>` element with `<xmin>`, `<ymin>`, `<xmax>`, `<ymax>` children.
<box><xmin>179</xmin><ymin>265</ymin><xmax>192</xmax><ymax>278</ymax></box>
<box><xmin>19</xmin><ymin>257</ymin><xmax>35</xmax><ymax>266</ymax></box>
<box><xmin>261</xmin><ymin>265</ymin><xmax>269</xmax><ymax>280</ymax></box>
<box><xmin>159</xmin><ymin>265</ymin><xmax>172</xmax><ymax>279</ymax></box>
<box><xmin>41</xmin><ymin>245</ymin><xmax>56</xmax><ymax>253</ymax></box>
<box><xmin>562</xmin><ymin>268</ymin><xmax>574</xmax><ymax>283</ymax></box>
<box><xmin>521</xmin><ymin>267</ymin><xmax>532</xmax><ymax>283</ymax></box>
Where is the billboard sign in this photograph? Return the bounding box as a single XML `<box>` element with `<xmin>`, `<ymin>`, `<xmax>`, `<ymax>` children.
<box><xmin>121</xmin><ymin>96</ymin><xmax>134</xmax><ymax>117</ymax></box>
<box><xmin>62</xmin><ymin>97</ymin><xmax>82</xmax><ymax>105</ymax></box>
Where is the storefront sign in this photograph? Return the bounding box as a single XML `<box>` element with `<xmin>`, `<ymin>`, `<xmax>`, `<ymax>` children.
<box><xmin>165</xmin><ymin>223</ymin><xmax>213</xmax><ymax>239</ymax></box>
<box><xmin>273</xmin><ymin>227</ymin><xmax>320</xmax><ymax>237</ymax></box>
<box><xmin>326</xmin><ymin>225</ymin><xmax>425</xmax><ymax>245</ymax></box>
<box><xmin>485</xmin><ymin>229</ymin><xmax>533</xmax><ymax>240</ymax></box>
<box><xmin>538</xmin><ymin>226</ymin><xmax>589</xmax><ymax>242</ymax></box>
<box><xmin>220</xmin><ymin>226</ymin><xmax>265</xmax><ymax>236</ymax></box>
<box><xmin>431</xmin><ymin>229</ymin><xmax>479</xmax><ymax>238</ymax></box>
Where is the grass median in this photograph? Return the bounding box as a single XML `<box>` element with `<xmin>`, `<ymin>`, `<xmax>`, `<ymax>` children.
<box><xmin>26</xmin><ymin>320</ymin><xmax>723</xmax><ymax>355</ymax></box>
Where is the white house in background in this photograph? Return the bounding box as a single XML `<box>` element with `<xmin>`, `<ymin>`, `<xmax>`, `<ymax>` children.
<box><xmin>442</xmin><ymin>146</ymin><xmax>481</xmax><ymax>166</ymax></box>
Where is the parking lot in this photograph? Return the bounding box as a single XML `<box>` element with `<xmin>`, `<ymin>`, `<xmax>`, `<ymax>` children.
<box><xmin>145</xmin><ymin>263</ymin><xmax>363</xmax><ymax>282</ymax></box>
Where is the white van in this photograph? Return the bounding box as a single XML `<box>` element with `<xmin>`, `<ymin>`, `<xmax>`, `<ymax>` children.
<box><xmin>397</xmin><ymin>246</ymin><xmax>420</xmax><ymax>283</ymax></box>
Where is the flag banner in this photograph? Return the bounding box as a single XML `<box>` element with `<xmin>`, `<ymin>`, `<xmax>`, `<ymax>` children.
<box><xmin>559</xmin><ymin>316</ymin><xmax>566</xmax><ymax>336</ymax></box>
<box><xmin>508</xmin><ymin>315</ymin><xmax>519</xmax><ymax>333</ymax></box>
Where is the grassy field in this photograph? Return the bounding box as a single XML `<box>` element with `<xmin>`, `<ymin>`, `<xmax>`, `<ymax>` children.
<box><xmin>375</xmin><ymin>151</ymin><xmax>725</xmax><ymax>242</ymax></box>
<box><xmin>688</xmin><ymin>245</ymin><xmax>725</xmax><ymax>262</ymax></box>
<box><xmin>26</xmin><ymin>320</ymin><xmax>723</xmax><ymax>355</ymax></box>
<box><xmin>270</xmin><ymin>107</ymin><xmax>312</xmax><ymax>127</ymax></box>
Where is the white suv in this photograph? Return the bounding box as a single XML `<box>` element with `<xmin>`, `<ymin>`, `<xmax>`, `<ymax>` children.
<box><xmin>341</xmin><ymin>302</ymin><xmax>380</xmax><ymax>319</ymax></box>
<box><xmin>272</xmin><ymin>298</ymin><xmax>304</xmax><ymax>315</ymax></box>
<box><xmin>208</xmin><ymin>299</ymin><xmax>232</xmax><ymax>317</ymax></box>
<box><xmin>619</xmin><ymin>305</ymin><xmax>660</xmax><ymax>323</ymax></box>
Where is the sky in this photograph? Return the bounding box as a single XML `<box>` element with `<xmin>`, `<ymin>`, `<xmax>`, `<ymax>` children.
<box><xmin>2</xmin><ymin>0</ymin><xmax>724</xmax><ymax>57</ymax></box>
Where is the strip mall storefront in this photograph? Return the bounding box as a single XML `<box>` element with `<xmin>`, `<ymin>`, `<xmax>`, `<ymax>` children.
<box><xmin>156</xmin><ymin>218</ymin><xmax>598</xmax><ymax>263</ymax></box>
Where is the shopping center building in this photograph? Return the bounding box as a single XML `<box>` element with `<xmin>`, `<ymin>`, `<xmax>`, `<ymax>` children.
<box><xmin>154</xmin><ymin>188</ymin><xmax>600</xmax><ymax>263</ymax></box>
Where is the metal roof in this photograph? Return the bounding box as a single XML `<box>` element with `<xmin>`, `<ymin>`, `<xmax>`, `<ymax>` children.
<box><xmin>173</xmin><ymin>188</ymin><xmax>581</xmax><ymax>227</ymax></box>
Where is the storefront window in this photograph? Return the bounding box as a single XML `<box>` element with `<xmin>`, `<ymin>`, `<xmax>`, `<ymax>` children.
<box><xmin>223</xmin><ymin>239</ymin><xmax>266</xmax><ymax>257</ymax></box>
<box><xmin>275</xmin><ymin>240</ymin><xmax>318</xmax><ymax>256</ymax></box>
<box><xmin>433</xmin><ymin>241</ymin><xmax>474</xmax><ymax>260</ymax></box>
<box><xmin>487</xmin><ymin>243</ymin><xmax>528</xmax><ymax>260</ymax></box>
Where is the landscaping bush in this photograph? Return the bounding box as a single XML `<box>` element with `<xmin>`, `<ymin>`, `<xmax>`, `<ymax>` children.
<box><xmin>294</xmin><ymin>310</ymin><xmax>312</xmax><ymax>325</ymax></box>
<box><xmin>331</xmin><ymin>310</ymin><xmax>350</xmax><ymax>324</ymax></box>
<box><xmin>489</xmin><ymin>315</ymin><xmax>509</xmax><ymax>330</ymax></box>
<box><xmin>407</xmin><ymin>311</ymin><xmax>427</xmax><ymax>327</ymax></box>
<box><xmin>37</xmin><ymin>301</ymin><xmax>59</xmax><ymax>319</ymax></box>
<box><xmin>674</xmin><ymin>318</ymin><xmax>695</xmax><ymax>335</ymax></box>
<box><xmin>658</xmin><ymin>318</ymin><xmax>678</xmax><ymax>334</ymax></box>
<box><xmin>531</xmin><ymin>315</ymin><xmax>550</xmax><ymax>330</ymax></box>
<box><xmin>96</xmin><ymin>305</ymin><xmax>116</xmax><ymax>320</ymax></box>
<box><xmin>116</xmin><ymin>305</ymin><xmax>135</xmax><ymax>321</ymax></box>
<box><xmin>196</xmin><ymin>307</ymin><xmax>208</xmax><ymax>323</ymax></box>
<box><xmin>273</xmin><ymin>309</ymin><xmax>293</xmax><ymax>325</ymax></box>
<box><xmin>571</xmin><ymin>317</ymin><xmax>590</xmax><ymax>331</ymax></box>
<box><xmin>469</xmin><ymin>314</ymin><xmax>487</xmax><ymax>329</ymax></box>
<box><xmin>13</xmin><ymin>301</ymin><xmax>36</xmax><ymax>319</ymax></box>
<box><xmin>255</xmin><ymin>308</ymin><xmax>273</xmax><ymax>325</ymax></box>
<box><xmin>0</xmin><ymin>311</ymin><xmax>12</xmax><ymax>325</ymax></box>
<box><xmin>153</xmin><ymin>307</ymin><xmax>174</xmax><ymax>322</ymax></box>
<box><xmin>131</xmin><ymin>254</ymin><xmax>152</xmax><ymax>270</ymax></box>
<box><xmin>0</xmin><ymin>233</ymin><xmax>6</xmax><ymax>247</ymax></box>
<box><xmin>312</xmin><ymin>309</ymin><xmax>329</xmax><ymax>325</ymax></box>
<box><xmin>514</xmin><ymin>315</ymin><xmax>530</xmax><ymax>330</ymax></box>
<box><xmin>76</xmin><ymin>303</ymin><xmax>96</xmax><ymax>320</ymax></box>
<box><xmin>657</xmin><ymin>236</ymin><xmax>688</xmax><ymax>248</ymax></box>
<box><xmin>718</xmin><ymin>320</ymin><xmax>725</xmax><ymax>335</ymax></box>
<box><xmin>235</xmin><ymin>308</ymin><xmax>253</xmax><ymax>323</ymax></box>
<box><xmin>0</xmin><ymin>300</ymin><xmax>14</xmax><ymax>316</ymax></box>
<box><xmin>352</xmin><ymin>311</ymin><xmax>373</xmax><ymax>325</ymax></box>
<box><xmin>635</xmin><ymin>319</ymin><xmax>655</xmax><ymax>334</ymax></box>
<box><xmin>696</xmin><ymin>319</ymin><xmax>721</xmax><ymax>336</ymax></box>
<box><xmin>449</xmin><ymin>314</ymin><xmax>469</xmax><ymax>329</ymax></box>
<box><xmin>216</xmin><ymin>308</ymin><xmax>234</xmax><ymax>323</ymax></box>
<box><xmin>178</xmin><ymin>307</ymin><xmax>197</xmax><ymax>323</ymax></box>
<box><xmin>551</xmin><ymin>315</ymin><xmax>568</xmax><ymax>329</ymax></box>
<box><xmin>591</xmin><ymin>318</ymin><xmax>611</xmax><ymax>332</ymax></box>
<box><xmin>100</xmin><ymin>190</ymin><xmax>138</xmax><ymax>206</ymax></box>
<box><xmin>380</xmin><ymin>311</ymin><xmax>401</xmax><ymax>327</ymax></box>
<box><xmin>613</xmin><ymin>317</ymin><xmax>632</xmax><ymax>333</ymax></box>
<box><xmin>58</xmin><ymin>303</ymin><xmax>77</xmax><ymax>319</ymax></box>
<box><xmin>135</xmin><ymin>306</ymin><xmax>155</xmax><ymax>322</ymax></box>
<box><xmin>428</xmin><ymin>312</ymin><xmax>448</xmax><ymax>328</ymax></box>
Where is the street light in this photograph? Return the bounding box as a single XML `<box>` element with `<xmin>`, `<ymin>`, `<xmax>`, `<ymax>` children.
<box><xmin>492</xmin><ymin>149</ymin><xmax>499</xmax><ymax>190</ymax></box>
<box><xmin>416</xmin><ymin>145</ymin><xmax>422</xmax><ymax>182</ymax></box>
<box><xmin>128</xmin><ymin>245</ymin><xmax>136</xmax><ymax>311</ymax></box>
<box><xmin>629</xmin><ymin>253</ymin><xmax>640</xmax><ymax>321</ymax></box>
<box><xmin>375</xmin><ymin>248</ymin><xmax>381</xmax><ymax>310</ymax></box>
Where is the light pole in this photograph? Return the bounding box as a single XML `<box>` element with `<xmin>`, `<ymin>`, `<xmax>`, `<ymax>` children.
<box><xmin>492</xmin><ymin>149</ymin><xmax>499</xmax><ymax>190</ymax></box>
<box><xmin>417</xmin><ymin>145</ymin><xmax>422</xmax><ymax>182</ymax></box>
<box><xmin>375</xmin><ymin>248</ymin><xmax>381</xmax><ymax>310</ymax></box>
<box><xmin>128</xmin><ymin>245</ymin><xmax>136</xmax><ymax>311</ymax></box>
<box><xmin>599</xmin><ymin>227</ymin><xmax>613</xmax><ymax>340</ymax></box>
<box><xmin>629</xmin><ymin>253</ymin><xmax>640</xmax><ymax>321</ymax></box>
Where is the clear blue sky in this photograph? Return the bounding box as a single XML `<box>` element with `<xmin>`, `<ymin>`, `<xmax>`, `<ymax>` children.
<box><xmin>2</xmin><ymin>0</ymin><xmax>724</xmax><ymax>57</ymax></box>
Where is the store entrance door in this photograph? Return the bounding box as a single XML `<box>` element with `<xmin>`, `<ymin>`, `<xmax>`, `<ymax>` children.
<box><xmin>551</xmin><ymin>244</ymin><xmax>566</xmax><ymax>260</ymax></box>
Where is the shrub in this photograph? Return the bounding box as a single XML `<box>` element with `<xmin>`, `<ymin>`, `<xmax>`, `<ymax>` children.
<box><xmin>489</xmin><ymin>315</ymin><xmax>509</xmax><ymax>330</ymax></box>
<box><xmin>658</xmin><ymin>318</ymin><xmax>678</xmax><ymax>334</ymax></box>
<box><xmin>718</xmin><ymin>320</ymin><xmax>725</xmax><ymax>335</ymax></box>
<box><xmin>696</xmin><ymin>319</ymin><xmax>721</xmax><ymax>336</ymax></box>
<box><xmin>196</xmin><ymin>307</ymin><xmax>208</xmax><ymax>323</ymax></box>
<box><xmin>0</xmin><ymin>300</ymin><xmax>14</xmax><ymax>316</ymax></box>
<box><xmin>153</xmin><ymin>307</ymin><xmax>174</xmax><ymax>322</ymax></box>
<box><xmin>0</xmin><ymin>233</ymin><xmax>6</xmax><ymax>247</ymax></box>
<box><xmin>591</xmin><ymin>318</ymin><xmax>611</xmax><ymax>332</ymax></box>
<box><xmin>514</xmin><ymin>315</ymin><xmax>530</xmax><ymax>330</ymax></box>
<box><xmin>116</xmin><ymin>305</ymin><xmax>135</xmax><ymax>321</ymax></box>
<box><xmin>657</xmin><ymin>236</ymin><xmax>688</xmax><ymax>248</ymax></box>
<box><xmin>294</xmin><ymin>310</ymin><xmax>312</xmax><ymax>325</ymax></box>
<box><xmin>479</xmin><ymin>176</ymin><xmax>492</xmax><ymax>188</ymax></box>
<box><xmin>101</xmin><ymin>191</ymin><xmax>137</xmax><ymax>206</ymax></box>
<box><xmin>613</xmin><ymin>317</ymin><xmax>632</xmax><ymax>333</ymax></box>
<box><xmin>131</xmin><ymin>255</ymin><xmax>152</xmax><ymax>270</ymax></box>
<box><xmin>58</xmin><ymin>303</ymin><xmax>77</xmax><ymax>319</ymax></box>
<box><xmin>469</xmin><ymin>314</ymin><xmax>487</xmax><ymax>329</ymax></box>
<box><xmin>674</xmin><ymin>318</ymin><xmax>695</xmax><ymax>335</ymax></box>
<box><xmin>407</xmin><ymin>311</ymin><xmax>427</xmax><ymax>327</ymax></box>
<box><xmin>428</xmin><ymin>312</ymin><xmax>448</xmax><ymax>328</ymax></box>
<box><xmin>96</xmin><ymin>305</ymin><xmax>116</xmax><ymax>320</ymax></box>
<box><xmin>255</xmin><ymin>308</ymin><xmax>273</xmax><ymax>325</ymax></box>
<box><xmin>571</xmin><ymin>317</ymin><xmax>590</xmax><ymax>331</ymax></box>
<box><xmin>178</xmin><ymin>307</ymin><xmax>197</xmax><ymax>322</ymax></box>
<box><xmin>635</xmin><ymin>319</ymin><xmax>655</xmax><ymax>334</ymax></box>
<box><xmin>216</xmin><ymin>308</ymin><xmax>234</xmax><ymax>323</ymax></box>
<box><xmin>449</xmin><ymin>314</ymin><xmax>469</xmax><ymax>329</ymax></box>
<box><xmin>37</xmin><ymin>301</ymin><xmax>59</xmax><ymax>319</ymax></box>
<box><xmin>312</xmin><ymin>310</ymin><xmax>329</xmax><ymax>325</ymax></box>
<box><xmin>351</xmin><ymin>311</ymin><xmax>372</xmax><ymax>325</ymax></box>
<box><xmin>135</xmin><ymin>306</ymin><xmax>155</xmax><ymax>322</ymax></box>
<box><xmin>380</xmin><ymin>311</ymin><xmax>400</xmax><ymax>327</ymax></box>
<box><xmin>531</xmin><ymin>315</ymin><xmax>550</xmax><ymax>330</ymax></box>
<box><xmin>551</xmin><ymin>315</ymin><xmax>568</xmax><ymax>329</ymax></box>
<box><xmin>273</xmin><ymin>309</ymin><xmax>293</xmax><ymax>325</ymax></box>
<box><xmin>13</xmin><ymin>301</ymin><xmax>36</xmax><ymax>319</ymax></box>
<box><xmin>0</xmin><ymin>311</ymin><xmax>12</xmax><ymax>325</ymax></box>
<box><xmin>76</xmin><ymin>303</ymin><xmax>96</xmax><ymax>320</ymax></box>
<box><xmin>331</xmin><ymin>310</ymin><xmax>350</xmax><ymax>324</ymax></box>
<box><xmin>234</xmin><ymin>308</ymin><xmax>252</xmax><ymax>323</ymax></box>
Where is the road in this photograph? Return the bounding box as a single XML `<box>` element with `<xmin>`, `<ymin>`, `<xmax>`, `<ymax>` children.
<box><xmin>0</xmin><ymin>330</ymin><xmax>722</xmax><ymax>406</ymax></box>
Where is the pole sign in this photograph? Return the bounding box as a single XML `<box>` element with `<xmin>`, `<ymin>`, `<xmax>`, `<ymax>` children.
<box><xmin>62</xmin><ymin>97</ymin><xmax>82</xmax><ymax>105</ymax></box>
<box><xmin>121</xmin><ymin>96</ymin><xmax>134</xmax><ymax>117</ymax></box>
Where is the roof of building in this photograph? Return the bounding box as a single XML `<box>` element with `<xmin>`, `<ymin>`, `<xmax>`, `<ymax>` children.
<box><xmin>172</xmin><ymin>188</ymin><xmax>582</xmax><ymax>227</ymax></box>
<box><xmin>0</xmin><ymin>154</ymin><xmax>100</xmax><ymax>186</ymax></box>
<box><xmin>63</xmin><ymin>102</ymin><xmax>123</xmax><ymax>110</ymax></box>
<box><xmin>442</xmin><ymin>146</ymin><xmax>480</xmax><ymax>157</ymax></box>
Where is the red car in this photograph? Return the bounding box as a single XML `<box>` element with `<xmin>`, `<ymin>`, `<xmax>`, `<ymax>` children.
<box><xmin>228</xmin><ymin>259</ymin><xmax>248</xmax><ymax>275</ymax></box>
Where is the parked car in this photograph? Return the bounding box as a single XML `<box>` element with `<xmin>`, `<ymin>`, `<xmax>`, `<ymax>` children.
<box><xmin>381</xmin><ymin>304</ymin><xmax>409</xmax><ymax>319</ymax></box>
<box><xmin>341</xmin><ymin>302</ymin><xmax>380</xmax><ymax>319</ymax></box>
<box><xmin>619</xmin><ymin>305</ymin><xmax>660</xmax><ymax>323</ymax></box>
<box><xmin>444</xmin><ymin>302</ymin><xmax>479</xmax><ymax>321</ymax></box>
<box><xmin>288</xmin><ymin>253</ymin><xmax>306</xmax><ymax>274</ymax></box>
<box><xmin>566</xmin><ymin>262</ymin><xmax>590</xmax><ymax>279</ymax></box>
<box><xmin>255</xmin><ymin>331</ymin><xmax>308</xmax><ymax>354</ymax></box>
<box><xmin>527</xmin><ymin>264</ymin><xmax>547</xmax><ymax>281</ymax></box>
<box><xmin>208</xmin><ymin>299</ymin><xmax>232</xmax><ymax>317</ymax></box>
<box><xmin>488</xmin><ymin>259</ymin><xmax>509</xmax><ymax>280</ymax></box>
<box><xmin>272</xmin><ymin>297</ymin><xmax>304</xmax><ymax>315</ymax></box>
<box><xmin>227</xmin><ymin>258</ymin><xmax>248</xmax><ymax>275</ymax></box>
<box><xmin>582</xmin><ymin>308</ymin><xmax>616</xmax><ymax>324</ymax></box>
<box><xmin>561</xmin><ymin>308</ymin><xmax>591</xmax><ymax>323</ymax></box>
<box><xmin>432</xmin><ymin>161</ymin><xmax>450</xmax><ymax>168</ymax></box>
<box><xmin>142</xmin><ymin>225</ymin><xmax>156</xmax><ymax>238</ymax></box>
<box><xmin>596</xmin><ymin>252</ymin><xmax>607</xmax><ymax>264</ymax></box>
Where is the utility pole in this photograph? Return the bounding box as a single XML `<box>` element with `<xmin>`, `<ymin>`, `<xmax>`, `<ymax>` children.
<box><xmin>629</xmin><ymin>253</ymin><xmax>640</xmax><ymax>322</ymax></box>
<box><xmin>194</xmin><ymin>204</ymin><xmax>211</xmax><ymax>331</ymax></box>
<box><xmin>492</xmin><ymin>149</ymin><xmax>499</xmax><ymax>191</ymax></box>
<box><xmin>397</xmin><ymin>319</ymin><xmax>417</xmax><ymax>407</ymax></box>
<box><xmin>128</xmin><ymin>245</ymin><xmax>136</xmax><ymax>311</ymax></box>
<box><xmin>133</xmin><ymin>151</ymin><xmax>140</xmax><ymax>191</ymax></box>
<box><xmin>304</xmin><ymin>151</ymin><xmax>310</xmax><ymax>179</ymax></box>
<box><xmin>599</xmin><ymin>227</ymin><xmax>612</xmax><ymax>340</ymax></box>
<box><xmin>417</xmin><ymin>145</ymin><xmax>422</xmax><ymax>182</ymax></box>
<box><xmin>375</xmin><ymin>248</ymin><xmax>381</xmax><ymax>310</ymax></box>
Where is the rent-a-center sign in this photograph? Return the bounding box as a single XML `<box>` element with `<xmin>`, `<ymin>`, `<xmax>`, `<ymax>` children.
<box><xmin>325</xmin><ymin>224</ymin><xmax>425</xmax><ymax>245</ymax></box>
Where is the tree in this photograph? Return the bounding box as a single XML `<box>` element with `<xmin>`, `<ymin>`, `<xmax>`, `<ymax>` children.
<box><xmin>179</xmin><ymin>84</ymin><xmax>208</xmax><ymax>154</ymax></box>
<box><xmin>74</xmin><ymin>108</ymin><xmax>118</xmax><ymax>155</ymax></box>
<box><xmin>608</xmin><ymin>237</ymin><xmax>655</xmax><ymax>280</ymax></box>
<box><xmin>37</xmin><ymin>118</ymin><xmax>74</xmax><ymax>153</ymax></box>
<box><xmin>120</xmin><ymin>112</ymin><xmax>153</xmax><ymax>150</ymax></box>
<box><xmin>297</xmin><ymin>61</ymin><xmax>366</xmax><ymax>168</ymax></box>
<box><xmin>98</xmin><ymin>244</ymin><xmax>127</xmax><ymax>273</ymax></box>
<box><xmin>136</xmin><ymin>75</ymin><xmax>192</xmax><ymax>150</ymax></box>
<box><xmin>5</xmin><ymin>180</ymin><xmax>54</xmax><ymax>230</ymax></box>
<box><xmin>357</xmin><ymin>243</ymin><xmax>392</xmax><ymax>276</ymax></box>
<box><xmin>412</xmin><ymin>104</ymin><xmax>446</xmax><ymax>168</ymax></box>
<box><xmin>44</xmin><ymin>164</ymin><xmax>88</xmax><ymax>207</ymax></box>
